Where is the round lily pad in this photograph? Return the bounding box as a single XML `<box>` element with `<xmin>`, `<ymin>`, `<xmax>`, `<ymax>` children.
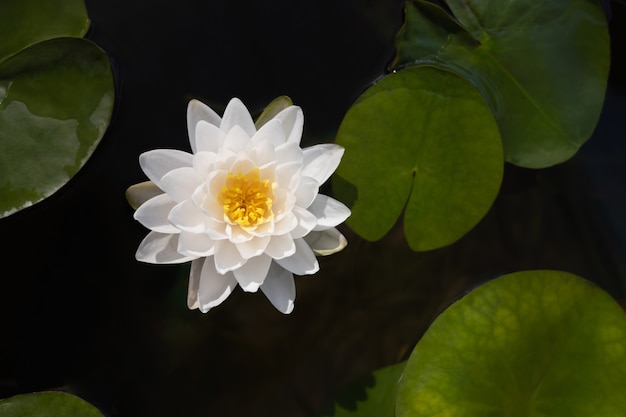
<box><xmin>0</xmin><ymin>0</ymin><xmax>89</xmax><ymax>60</ymax></box>
<box><xmin>0</xmin><ymin>391</ymin><xmax>104</xmax><ymax>417</ymax></box>
<box><xmin>396</xmin><ymin>270</ymin><xmax>626</xmax><ymax>417</ymax></box>
<box><xmin>334</xmin><ymin>66</ymin><xmax>503</xmax><ymax>251</ymax></box>
<box><xmin>318</xmin><ymin>362</ymin><xmax>406</xmax><ymax>417</ymax></box>
<box><xmin>393</xmin><ymin>0</ymin><xmax>610</xmax><ymax>168</ymax></box>
<box><xmin>0</xmin><ymin>0</ymin><xmax>114</xmax><ymax>218</ymax></box>
<box><xmin>0</xmin><ymin>37</ymin><xmax>114</xmax><ymax>218</ymax></box>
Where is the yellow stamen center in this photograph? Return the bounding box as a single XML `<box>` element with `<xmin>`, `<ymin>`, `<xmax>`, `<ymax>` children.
<box><xmin>218</xmin><ymin>167</ymin><xmax>273</xmax><ymax>227</ymax></box>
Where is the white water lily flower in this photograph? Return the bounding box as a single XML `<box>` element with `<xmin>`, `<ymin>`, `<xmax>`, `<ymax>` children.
<box><xmin>126</xmin><ymin>98</ymin><xmax>350</xmax><ymax>314</ymax></box>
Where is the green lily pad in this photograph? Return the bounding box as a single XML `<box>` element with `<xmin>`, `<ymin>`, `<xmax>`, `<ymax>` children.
<box><xmin>318</xmin><ymin>362</ymin><xmax>405</xmax><ymax>417</ymax></box>
<box><xmin>0</xmin><ymin>0</ymin><xmax>114</xmax><ymax>218</ymax></box>
<box><xmin>0</xmin><ymin>0</ymin><xmax>89</xmax><ymax>60</ymax></box>
<box><xmin>396</xmin><ymin>270</ymin><xmax>626</xmax><ymax>417</ymax></box>
<box><xmin>333</xmin><ymin>66</ymin><xmax>502</xmax><ymax>251</ymax></box>
<box><xmin>393</xmin><ymin>0</ymin><xmax>610</xmax><ymax>168</ymax></box>
<box><xmin>0</xmin><ymin>37</ymin><xmax>114</xmax><ymax>218</ymax></box>
<box><xmin>0</xmin><ymin>391</ymin><xmax>104</xmax><ymax>417</ymax></box>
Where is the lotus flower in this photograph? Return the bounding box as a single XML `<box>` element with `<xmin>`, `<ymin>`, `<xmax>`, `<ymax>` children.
<box><xmin>126</xmin><ymin>97</ymin><xmax>350</xmax><ymax>313</ymax></box>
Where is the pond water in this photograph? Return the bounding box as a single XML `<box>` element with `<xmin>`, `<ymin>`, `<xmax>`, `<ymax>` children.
<box><xmin>1</xmin><ymin>1</ymin><xmax>625</xmax><ymax>416</ymax></box>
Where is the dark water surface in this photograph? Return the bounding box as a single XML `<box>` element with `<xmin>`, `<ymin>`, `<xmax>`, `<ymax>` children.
<box><xmin>1</xmin><ymin>1</ymin><xmax>625</xmax><ymax>416</ymax></box>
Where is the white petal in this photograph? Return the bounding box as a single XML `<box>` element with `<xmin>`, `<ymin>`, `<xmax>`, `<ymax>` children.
<box><xmin>188</xmin><ymin>99</ymin><xmax>222</xmax><ymax>153</ymax></box>
<box><xmin>294</xmin><ymin>176</ymin><xmax>319</xmax><ymax>208</ymax></box>
<box><xmin>264</xmin><ymin>233</ymin><xmax>296</xmax><ymax>259</ymax></box>
<box><xmin>169</xmin><ymin>200</ymin><xmax>206</xmax><ymax>233</ymax></box>
<box><xmin>139</xmin><ymin>149</ymin><xmax>193</xmax><ymax>188</ymax></box>
<box><xmin>206</xmin><ymin>170</ymin><xmax>229</xmax><ymax>214</ymax></box>
<box><xmin>251</xmin><ymin>139</ymin><xmax>275</xmax><ymax>166</ymax></box>
<box><xmin>303</xmin><ymin>229</ymin><xmax>348</xmax><ymax>256</ymax></box>
<box><xmin>126</xmin><ymin>181</ymin><xmax>163</xmax><ymax>210</ymax></box>
<box><xmin>136</xmin><ymin>232</ymin><xmax>196</xmax><ymax>264</ymax></box>
<box><xmin>309</xmin><ymin>194</ymin><xmax>351</xmax><ymax>230</ymax></box>
<box><xmin>213</xmin><ymin>150</ymin><xmax>237</xmax><ymax>171</ymax></box>
<box><xmin>302</xmin><ymin>144</ymin><xmax>344</xmax><ymax>185</ymax></box>
<box><xmin>290</xmin><ymin>206</ymin><xmax>317</xmax><ymax>238</ymax></box>
<box><xmin>220</xmin><ymin>98</ymin><xmax>256</xmax><ymax>137</ymax></box>
<box><xmin>236</xmin><ymin>235</ymin><xmax>270</xmax><ymax>259</ymax></box>
<box><xmin>275</xmin><ymin>238</ymin><xmax>319</xmax><ymax>275</ymax></box>
<box><xmin>198</xmin><ymin>257</ymin><xmax>238</xmax><ymax>312</ymax></box>
<box><xmin>275</xmin><ymin>142</ymin><xmax>304</xmax><ymax>165</ymax></box>
<box><xmin>275</xmin><ymin>161</ymin><xmax>302</xmax><ymax>192</ymax></box>
<box><xmin>272</xmin><ymin>188</ymin><xmax>296</xmax><ymax>220</ymax></box>
<box><xmin>195</xmin><ymin>121</ymin><xmax>226</xmax><ymax>153</ymax></box>
<box><xmin>193</xmin><ymin>151</ymin><xmax>218</xmax><ymax>178</ymax></box>
<box><xmin>274</xmin><ymin>106</ymin><xmax>304</xmax><ymax>145</ymax></box>
<box><xmin>204</xmin><ymin>217</ymin><xmax>229</xmax><ymax>240</ymax></box>
<box><xmin>223</xmin><ymin>125</ymin><xmax>252</xmax><ymax>153</ymax></box>
<box><xmin>260</xmin><ymin>262</ymin><xmax>295</xmax><ymax>314</ymax></box>
<box><xmin>229</xmin><ymin>157</ymin><xmax>257</xmax><ymax>176</ymax></box>
<box><xmin>134</xmin><ymin>193</ymin><xmax>179</xmax><ymax>234</ymax></box>
<box><xmin>214</xmin><ymin>240</ymin><xmax>247</xmax><ymax>273</ymax></box>
<box><xmin>225</xmin><ymin>224</ymin><xmax>254</xmax><ymax>243</ymax></box>
<box><xmin>272</xmin><ymin>212</ymin><xmax>298</xmax><ymax>235</ymax></box>
<box><xmin>160</xmin><ymin>167</ymin><xmax>202</xmax><ymax>202</ymax></box>
<box><xmin>178</xmin><ymin>231</ymin><xmax>215</xmax><ymax>257</ymax></box>
<box><xmin>254</xmin><ymin>159</ymin><xmax>276</xmax><ymax>180</ymax></box>
<box><xmin>187</xmin><ymin>258</ymin><xmax>203</xmax><ymax>309</ymax></box>
<box><xmin>252</xmin><ymin>118</ymin><xmax>286</xmax><ymax>147</ymax></box>
<box><xmin>246</xmin><ymin>217</ymin><xmax>275</xmax><ymax>237</ymax></box>
<box><xmin>233</xmin><ymin>254</ymin><xmax>272</xmax><ymax>292</ymax></box>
